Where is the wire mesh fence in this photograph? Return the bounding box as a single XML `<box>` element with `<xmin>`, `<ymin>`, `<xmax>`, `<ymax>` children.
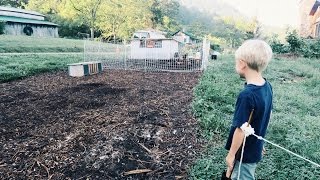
<box><xmin>83</xmin><ymin>38</ymin><xmax>210</xmax><ymax>72</ymax></box>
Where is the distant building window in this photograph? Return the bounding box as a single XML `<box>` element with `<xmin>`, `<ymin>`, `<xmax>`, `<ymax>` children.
<box><xmin>316</xmin><ymin>23</ymin><xmax>320</xmax><ymax>38</ymax></box>
<box><xmin>154</xmin><ymin>40</ymin><xmax>162</xmax><ymax>48</ymax></box>
<box><xmin>147</xmin><ymin>40</ymin><xmax>155</xmax><ymax>48</ymax></box>
<box><xmin>140</xmin><ymin>40</ymin><xmax>146</xmax><ymax>48</ymax></box>
<box><xmin>140</xmin><ymin>40</ymin><xmax>162</xmax><ymax>48</ymax></box>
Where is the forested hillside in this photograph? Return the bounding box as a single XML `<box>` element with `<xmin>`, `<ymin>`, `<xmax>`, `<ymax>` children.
<box><xmin>0</xmin><ymin>0</ymin><xmax>261</xmax><ymax>48</ymax></box>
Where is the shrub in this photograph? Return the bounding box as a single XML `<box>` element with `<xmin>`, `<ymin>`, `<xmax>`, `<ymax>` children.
<box><xmin>269</xmin><ymin>30</ymin><xmax>320</xmax><ymax>58</ymax></box>
<box><xmin>269</xmin><ymin>34</ymin><xmax>289</xmax><ymax>54</ymax></box>
<box><xmin>48</xmin><ymin>14</ymin><xmax>91</xmax><ymax>38</ymax></box>
<box><xmin>285</xmin><ymin>30</ymin><xmax>303</xmax><ymax>54</ymax></box>
<box><xmin>300</xmin><ymin>39</ymin><xmax>320</xmax><ymax>58</ymax></box>
<box><xmin>210</xmin><ymin>44</ymin><xmax>222</xmax><ymax>52</ymax></box>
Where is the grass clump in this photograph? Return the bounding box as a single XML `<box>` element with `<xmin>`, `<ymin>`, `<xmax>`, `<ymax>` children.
<box><xmin>0</xmin><ymin>54</ymin><xmax>81</xmax><ymax>82</ymax></box>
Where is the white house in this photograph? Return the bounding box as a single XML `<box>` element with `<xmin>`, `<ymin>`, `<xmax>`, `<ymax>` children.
<box><xmin>130</xmin><ymin>30</ymin><xmax>179</xmax><ymax>59</ymax></box>
<box><xmin>172</xmin><ymin>30</ymin><xmax>199</xmax><ymax>44</ymax></box>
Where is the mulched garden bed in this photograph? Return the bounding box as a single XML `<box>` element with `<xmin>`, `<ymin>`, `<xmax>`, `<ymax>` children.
<box><xmin>0</xmin><ymin>70</ymin><xmax>205</xmax><ymax>180</ymax></box>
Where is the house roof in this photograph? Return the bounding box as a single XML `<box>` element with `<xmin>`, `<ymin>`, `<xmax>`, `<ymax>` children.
<box><xmin>172</xmin><ymin>30</ymin><xmax>199</xmax><ymax>40</ymax></box>
<box><xmin>131</xmin><ymin>38</ymin><xmax>180</xmax><ymax>42</ymax></box>
<box><xmin>0</xmin><ymin>15</ymin><xmax>58</xmax><ymax>26</ymax></box>
<box><xmin>0</xmin><ymin>6</ymin><xmax>44</xmax><ymax>17</ymax></box>
<box><xmin>310</xmin><ymin>0</ymin><xmax>320</xmax><ymax>15</ymax></box>
<box><xmin>134</xmin><ymin>30</ymin><xmax>166</xmax><ymax>39</ymax></box>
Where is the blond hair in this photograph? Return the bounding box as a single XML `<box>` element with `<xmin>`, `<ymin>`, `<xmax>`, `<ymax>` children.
<box><xmin>235</xmin><ymin>39</ymin><xmax>273</xmax><ymax>72</ymax></box>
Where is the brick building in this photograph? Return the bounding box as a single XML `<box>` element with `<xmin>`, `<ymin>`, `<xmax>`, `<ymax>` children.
<box><xmin>299</xmin><ymin>0</ymin><xmax>320</xmax><ymax>38</ymax></box>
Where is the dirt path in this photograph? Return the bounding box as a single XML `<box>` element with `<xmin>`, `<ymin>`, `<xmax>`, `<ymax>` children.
<box><xmin>0</xmin><ymin>70</ymin><xmax>205</xmax><ymax>179</ymax></box>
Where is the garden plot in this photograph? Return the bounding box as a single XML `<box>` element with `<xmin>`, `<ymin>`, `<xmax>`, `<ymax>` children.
<box><xmin>0</xmin><ymin>70</ymin><xmax>205</xmax><ymax>179</ymax></box>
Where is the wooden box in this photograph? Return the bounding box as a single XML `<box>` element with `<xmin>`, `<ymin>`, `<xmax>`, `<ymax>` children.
<box><xmin>68</xmin><ymin>62</ymin><xmax>102</xmax><ymax>77</ymax></box>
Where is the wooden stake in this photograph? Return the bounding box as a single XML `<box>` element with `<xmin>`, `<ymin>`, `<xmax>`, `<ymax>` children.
<box><xmin>124</xmin><ymin>169</ymin><xmax>152</xmax><ymax>175</ymax></box>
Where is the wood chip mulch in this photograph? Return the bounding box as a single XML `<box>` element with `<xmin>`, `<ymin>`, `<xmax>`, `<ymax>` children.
<box><xmin>0</xmin><ymin>70</ymin><xmax>206</xmax><ymax>180</ymax></box>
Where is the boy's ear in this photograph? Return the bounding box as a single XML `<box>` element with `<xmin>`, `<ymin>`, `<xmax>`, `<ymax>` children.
<box><xmin>239</xmin><ymin>59</ymin><xmax>247</xmax><ymax>69</ymax></box>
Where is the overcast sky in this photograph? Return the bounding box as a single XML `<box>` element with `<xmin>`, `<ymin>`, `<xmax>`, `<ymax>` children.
<box><xmin>222</xmin><ymin>0</ymin><xmax>300</xmax><ymax>27</ymax></box>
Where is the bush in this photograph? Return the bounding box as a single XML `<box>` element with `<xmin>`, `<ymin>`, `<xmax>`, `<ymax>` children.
<box><xmin>285</xmin><ymin>30</ymin><xmax>303</xmax><ymax>54</ymax></box>
<box><xmin>210</xmin><ymin>44</ymin><xmax>222</xmax><ymax>51</ymax></box>
<box><xmin>269</xmin><ymin>34</ymin><xmax>289</xmax><ymax>54</ymax></box>
<box><xmin>47</xmin><ymin>14</ymin><xmax>90</xmax><ymax>38</ymax></box>
<box><xmin>300</xmin><ymin>39</ymin><xmax>320</xmax><ymax>58</ymax></box>
<box><xmin>269</xmin><ymin>30</ymin><xmax>320</xmax><ymax>58</ymax></box>
<box><xmin>0</xmin><ymin>21</ymin><xmax>5</xmax><ymax>35</ymax></box>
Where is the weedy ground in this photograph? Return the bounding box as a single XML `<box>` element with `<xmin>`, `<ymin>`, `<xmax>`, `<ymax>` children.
<box><xmin>190</xmin><ymin>55</ymin><xmax>320</xmax><ymax>179</ymax></box>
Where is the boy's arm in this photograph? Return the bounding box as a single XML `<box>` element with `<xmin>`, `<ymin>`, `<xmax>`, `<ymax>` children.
<box><xmin>225</xmin><ymin>93</ymin><xmax>254</xmax><ymax>176</ymax></box>
<box><xmin>226</xmin><ymin>128</ymin><xmax>245</xmax><ymax>176</ymax></box>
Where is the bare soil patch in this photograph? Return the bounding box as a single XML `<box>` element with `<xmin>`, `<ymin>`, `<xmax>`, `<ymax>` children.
<box><xmin>0</xmin><ymin>70</ymin><xmax>205</xmax><ymax>179</ymax></box>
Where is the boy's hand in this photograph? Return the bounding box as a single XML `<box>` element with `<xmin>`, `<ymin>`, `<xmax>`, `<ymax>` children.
<box><xmin>225</xmin><ymin>153</ymin><xmax>235</xmax><ymax>177</ymax></box>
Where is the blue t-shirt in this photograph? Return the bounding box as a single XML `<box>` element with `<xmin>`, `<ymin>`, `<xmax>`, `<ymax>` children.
<box><xmin>225</xmin><ymin>80</ymin><xmax>273</xmax><ymax>163</ymax></box>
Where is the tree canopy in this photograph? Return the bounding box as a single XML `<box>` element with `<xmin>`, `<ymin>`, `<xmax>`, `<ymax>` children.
<box><xmin>1</xmin><ymin>0</ymin><xmax>261</xmax><ymax>48</ymax></box>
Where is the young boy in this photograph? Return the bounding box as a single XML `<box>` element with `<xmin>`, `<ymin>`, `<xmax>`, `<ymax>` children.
<box><xmin>225</xmin><ymin>39</ymin><xmax>273</xmax><ymax>179</ymax></box>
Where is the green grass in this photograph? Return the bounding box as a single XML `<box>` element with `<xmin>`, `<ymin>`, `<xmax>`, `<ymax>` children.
<box><xmin>0</xmin><ymin>35</ymin><xmax>84</xmax><ymax>53</ymax></box>
<box><xmin>190</xmin><ymin>55</ymin><xmax>320</xmax><ymax>179</ymax></box>
<box><xmin>0</xmin><ymin>35</ymin><xmax>127</xmax><ymax>82</ymax></box>
<box><xmin>0</xmin><ymin>54</ymin><xmax>82</xmax><ymax>82</ymax></box>
<box><xmin>0</xmin><ymin>35</ymin><xmax>111</xmax><ymax>82</ymax></box>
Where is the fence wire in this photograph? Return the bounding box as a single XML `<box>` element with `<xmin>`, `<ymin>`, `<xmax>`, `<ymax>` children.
<box><xmin>83</xmin><ymin>39</ymin><xmax>210</xmax><ymax>72</ymax></box>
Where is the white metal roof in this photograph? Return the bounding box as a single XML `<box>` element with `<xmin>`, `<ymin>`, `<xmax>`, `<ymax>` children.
<box><xmin>0</xmin><ymin>6</ymin><xmax>44</xmax><ymax>17</ymax></box>
<box><xmin>134</xmin><ymin>30</ymin><xmax>166</xmax><ymax>39</ymax></box>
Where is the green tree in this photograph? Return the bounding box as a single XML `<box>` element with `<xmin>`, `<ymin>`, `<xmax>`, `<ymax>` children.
<box><xmin>32</xmin><ymin>0</ymin><xmax>153</xmax><ymax>40</ymax></box>
<box><xmin>285</xmin><ymin>30</ymin><xmax>303</xmax><ymax>54</ymax></box>
<box><xmin>49</xmin><ymin>14</ymin><xmax>90</xmax><ymax>38</ymax></box>
<box><xmin>150</xmin><ymin>0</ymin><xmax>179</xmax><ymax>27</ymax></box>
<box><xmin>0</xmin><ymin>0</ymin><xmax>28</xmax><ymax>8</ymax></box>
<box><xmin>26</xmin><ymin>0</ymin><xmax>65</xmax><ymax>14</ymax></box>
<box><xmin>214</xmin><ymin>16</ymin><xmax>257</xmax><ymax>48</ymax></box>
<box><xmin>69</xmin><ymin>0</ymin><xmax>103</xmax><ymax>40</ymax></box>
<box><xmin>187</xmin><ymin>21</ymin><xmax>208</xmax><ymax>39</ymax></box>
<box><xmin>150</xmin><ymin>0</ymin><xmax>180</xmax><ymax>33</ymax></box>
<box><xmin>162</xmin><ymin>15</ymin><xmax>181</xmax><ymax>35</ymax></box>
<box><xmin>97</xmin><ymin>0</ymin><xmax>152</xmax><ymax>41</ymax></box>
<box><xmin>27</xmin><ymin>0</ymin><xmax>102</xmax><ymax>39</ymax></box>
